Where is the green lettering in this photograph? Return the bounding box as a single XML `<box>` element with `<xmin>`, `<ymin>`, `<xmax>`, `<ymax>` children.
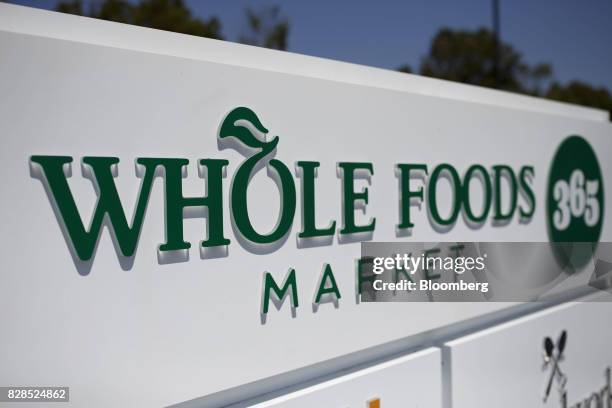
<box><xmin>156</xmin><ymin>158</ymin><xmax>230</xmax><ymax>252</ymax></box>
<box><xmin>428</xmin><ymin>164</ymin><xmax>461</xmax><ymax>226</ymax></box>
<box><xmin>462</xmin><ymin>164</ymin><xmax>492</xmax><ymax>223</ymax></box>
<box><xmin>297</xmin><ymin>161</ymin><xmax>336</xmax><ymax>238</ymax></box>
<box><xmin>262</xmin><ymin>269</ymin><xmax>299</xmax><ymax>314</ymax></box>
<box><xmin>397</xmin><ymin>163</ymin><xmax>428</xmax><ymax>229</ymax></box>
<box><xmin>314</xmin><ymin>263</ymin><xmax>341</xmax><ymax>303</ymax></box>
<box><xmin>339</xmin><ymin>162</ymin><xmax>376</xmax><ymax>234</ymax></box>
<box><xmin>519</xmin><ymin>166</ymin><xmax>536</xmax><ymax>219</ymax></box>
<box><xmin>493</xmin><ymin>165</ymin><xmax>518</xmax><ymax>221</ymax></box>
<box><xmin>30</xmin><ymin>156</ymin><xmax>158</xmax><ymax>262</ymax></box>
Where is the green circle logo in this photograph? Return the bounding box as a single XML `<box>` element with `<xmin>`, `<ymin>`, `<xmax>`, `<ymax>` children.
<box><xmin>547</xmin><ymin>135</ymin><xmax>604</xmax><ymax>243</ymax></box>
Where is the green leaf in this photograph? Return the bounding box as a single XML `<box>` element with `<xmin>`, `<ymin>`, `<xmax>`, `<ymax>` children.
<box><xmin>219</xmin><ymin>107</ymin><xmax>270</xmax><ymax>149</ymax></box>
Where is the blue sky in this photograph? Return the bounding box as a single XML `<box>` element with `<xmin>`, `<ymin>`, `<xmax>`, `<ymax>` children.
<box><xmin>11</xmin><ymin>0</ymin><xmax>612</xmax><ymax>90</ymax></box>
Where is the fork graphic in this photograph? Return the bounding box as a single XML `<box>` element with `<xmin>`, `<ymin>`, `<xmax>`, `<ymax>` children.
<box><xmin>543</xmin><ymin>330</ymin><xmax>567</xmax><ymax>402</ymax></box>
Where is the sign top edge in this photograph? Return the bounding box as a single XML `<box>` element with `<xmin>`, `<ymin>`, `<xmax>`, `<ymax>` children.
<box><xmin>0</xmin><ymin>2</ymin><xmax>608</xmax><ymax>123</ymax></box>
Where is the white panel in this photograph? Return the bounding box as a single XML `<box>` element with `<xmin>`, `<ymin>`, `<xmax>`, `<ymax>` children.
<box><xmin>444</xmin><ymin>296</ymin><xmax>612</xmax><ymax>408</ymax></box>
<box><xmin>241</xmin><ymin>348</ymin><xmax>441</xmax><ymax>408</ymax></box>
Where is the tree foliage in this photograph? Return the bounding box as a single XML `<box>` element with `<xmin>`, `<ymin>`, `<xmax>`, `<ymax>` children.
<box><xmin>397</xmin><ymin>64</ymin><xmax>412</xmax><ymax>74</ymax></box>
<box><xmin>546</xmin><ymin>81</ymin><xmax>612</xmax><ymax>116</ymax></box>
<box><xmin>411</xmin><ymin>27</ymin><xmax>611</xmax><ymax>118</ymax></box>
<box><xmin>56</xmin><ymin>0</ymin><xmax>223</xmax><ymax>40</ymax></box>
<box><xmin>239</xmin><ymin>6</ymin><xmax>289</xmax><ymax>51</ymax></box>
<box><xmin>419</xmin><ymin>28</ymin><xmax>551</xmax><ymax>94</ymax></box>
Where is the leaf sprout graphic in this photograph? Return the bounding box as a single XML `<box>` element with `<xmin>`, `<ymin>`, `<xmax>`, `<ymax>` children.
<box><xmin>219</xmin><ymin>106</ymin><xmax>279</xmax><ymax>154</ymax></box>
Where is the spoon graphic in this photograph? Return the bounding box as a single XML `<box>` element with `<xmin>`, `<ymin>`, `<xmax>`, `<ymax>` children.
<box><xmin>543</xmin><ymin>330</ymin><xmax>567</xmax><ymax>402</ymax></box>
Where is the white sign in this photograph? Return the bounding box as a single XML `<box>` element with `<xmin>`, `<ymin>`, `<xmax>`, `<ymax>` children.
<box><xmin>236</xmin><ymin>348</ymin><xmax>441</xmax><ymax>408</ymax></box>
<box><xmin>0</xmin><ymin>3</ymin><xmax>611</xmax><ymax>407</ymax></box>
<box><xmin>443</xmin><ymin>295</ymin><xmax>612</xmax><ymax>408</ymax></box>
